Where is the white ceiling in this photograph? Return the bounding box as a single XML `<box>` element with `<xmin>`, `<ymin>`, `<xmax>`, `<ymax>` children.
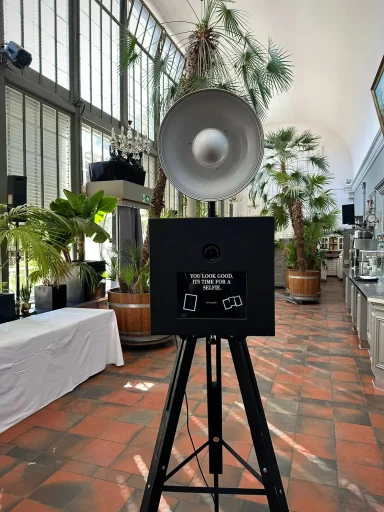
<box><xmin>147</xmin><ymin>0</ymin><xmax>384</xmax><ymax>175</ymax></box>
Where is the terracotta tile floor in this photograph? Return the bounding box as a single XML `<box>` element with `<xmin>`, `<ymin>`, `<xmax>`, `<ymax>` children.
<box><xmin>1</xmin><ymin>278</ymin><xmax>384</xmax><ymax>511</ymax></box>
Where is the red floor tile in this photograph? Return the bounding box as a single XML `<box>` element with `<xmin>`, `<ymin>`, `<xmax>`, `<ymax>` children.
<box><xmin>335</xmin><ymin>423</ymin><xmax>377</xmax><ymax>444</ymax></box>
<box><xmin>298</xmin><ymin>403</ymin><xmax>334</xmax><ymax>420</ymax></box>
<box><xmin>336</xmin><ymin>440</ymin><xmax>382</xmax><ymax>467</ymax></box>
<box><xmin>11</xmin><ymin>500</ymin><xmax>62</xmax><ymax>512</ymax></box>
<box><xmin>73</xmin><ymin>439</ymin><xmax>126</xmax><ymax>467</ymax></box>
<box><xmin>370</xmin><ymin>412</ymin><xmax>384</xmax><ymax>428</ymax></box>
<box><xmin>338</xmin><ymin>461</ymin><xmax>384</xmax><ymax>496</ymax></box>
<box><xmin>104</xmin><ymin>391</ymin><xmax>142</xmax><ymax>407</ymax></box>
<box><xmin>68</xmin><ymin>479</ymin><xmax>134</xmax><ymax>512</ymax></box>
<box><xmin>12</xmin><ymin>427</ymin><xmax>60</xmax><ymax>451</ymax></box>
<box><xmin>296</xmin><ymin>417</ymin><xmax>335</xmax><ymax>438</ymax></box>
<box><xmin>0</xmin><ymin>462</ymin><xmax>55</xmax><ymax>497</ymax></box>
<box><xmin>23</xmin><ymin>410</ymin><xmax>83</xmax><ymax>431</ymax></box>
<box><xmin>288</xmin><ymin>479</ymin><xmax>339</xmax><ymax>512</ymax></box>
<box><xmin>0</xmin><ymin>424</ymin><xmax>32</xmax><ymax>444</ymax></box>
<box><xmin>0</xmin><ymin>493</ymin><xmax>21</xmax><ymax>512</ymax></box>
<box><xmin>98</xmin><ymin>422</ymin><xmax>143</xmax><ymax>444</ymax></box>
<box><xmin>69</xmin><ymin>416</ymin><xmax>113</xmax><ymax>437</ymax></box>
<box><xmin>294</xmin><ymin>433</ymin><xmax>336</xmax><ymax>460</ymax></box>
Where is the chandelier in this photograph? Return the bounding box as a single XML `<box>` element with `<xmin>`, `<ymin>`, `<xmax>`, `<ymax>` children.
<box><xmin>110</xmin><ymin>121</ymin><xmax>151</xmax><ymax>160</ymax></box>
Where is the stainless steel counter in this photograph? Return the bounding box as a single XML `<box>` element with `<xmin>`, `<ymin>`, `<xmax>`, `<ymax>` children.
<box><xmin>344</xmin><ymin>269</ymin><xmax>384</xmax><ymax>304</ymax></box>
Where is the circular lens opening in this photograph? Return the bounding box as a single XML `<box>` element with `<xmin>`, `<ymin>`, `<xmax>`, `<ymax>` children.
<box><xmin>203</xmin><ymin>244</ymin><xmax>220</xmax><ymax>263</ymax></box>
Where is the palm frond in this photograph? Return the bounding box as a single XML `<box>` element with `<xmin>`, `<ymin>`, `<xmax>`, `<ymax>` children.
<box><xmin>265</xmin><ymin>39</ymin><xmax>294</xmax><ymax>93</ymax></box>
<box><xmin>119</xmin><ymin>30</ymin><xmax>140</xmax><ymax>75</ymax></box>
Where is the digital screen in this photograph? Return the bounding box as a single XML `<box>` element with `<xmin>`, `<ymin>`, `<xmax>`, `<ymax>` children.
<box><xmin>177</xmin><ymin>272</ymin><xmax>247</xmax><ymax>319</ymax></box>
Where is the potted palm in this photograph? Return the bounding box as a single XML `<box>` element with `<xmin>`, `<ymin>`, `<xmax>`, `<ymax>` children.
<box><xmin>120</xmin><ymin>0</ymin><xmax>293</xmax><ymax>265</ymax></box>
<box><xmin>0</xmin><ymin>204</ymin><xmax>71</xmax><ymax>313</ymax></box>
<box><xmin>250</xmin><ymin>127</ymin><xmax>338</xmax><ymax>301</ymax></box>
<box><xmin>49</xmin><ymin>189</ymin><xmax>118</xmax><ymax>303</ymax></box>
<box><xmin>108</xmin><ymin>242</ymin><xmax>150</xmax><ymax>342</ymax></box>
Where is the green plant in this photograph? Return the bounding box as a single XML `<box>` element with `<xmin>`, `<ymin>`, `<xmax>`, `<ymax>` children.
<box><xmin>120</xmin><ymin>0</ymin><xmax>293</xmax><ymax>264</ymax></box>
<box><xmin>49</xmin><ymin>190</ymin><xmax>118</xmax><ymax>262</ymax></box>
<box><xmin>0</xmin><ymin>204</ymin><xmax>71</xmax><ymax>283</ymax></box>
<box><xmin>114</xmin><ymin>242</ymin><xmax>150</xmax><ymax>294</ymax></box>
<box><xmin>20</xmin><ymin>283</ymin><xmax>32</xmax><ymax>303</ymax></box>
<box><xmin>0</xmin><ymin>282</ymin><xmax>9</xmax><ymax>293</ymax></box>
<box><xmin>249</xmin><ymin>127</ymin><xmax>338</xmax><ymax>272</ymax></box>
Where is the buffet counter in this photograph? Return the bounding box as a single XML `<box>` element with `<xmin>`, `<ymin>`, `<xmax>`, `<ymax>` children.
<box><xmin>344</xmin><ymin>269</ymin><xmax>384</xmax><ymax>390</ymax></box>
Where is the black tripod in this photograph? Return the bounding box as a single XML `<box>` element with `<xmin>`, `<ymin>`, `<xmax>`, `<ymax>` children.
<box><xmin>140</xmin><ymin>335</ymin><xmax>289</xmax><ymax>512</ymax></box>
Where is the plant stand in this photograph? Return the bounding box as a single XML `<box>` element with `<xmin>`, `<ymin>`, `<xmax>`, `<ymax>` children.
<box><xmin>120</xmin><ymin>334</ymin><xmax>176</xmax><ymax>347</ymax></box>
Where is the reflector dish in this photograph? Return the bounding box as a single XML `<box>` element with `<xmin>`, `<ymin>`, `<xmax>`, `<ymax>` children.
<box><xmin>158</xmin><ymin>89</ymin><xmax>264</xmax><ymax>201</ymax></box>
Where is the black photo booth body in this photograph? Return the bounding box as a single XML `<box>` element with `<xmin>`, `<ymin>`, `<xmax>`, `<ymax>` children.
<box><xmin>150</xmin><ymin>217</ymin><xmax>275</xmax><ymax>337</ymax></box>
<box><xmin>142</xmin><ymin>217</ymin><xmax>289</xmax><ymax>512</ymax></box>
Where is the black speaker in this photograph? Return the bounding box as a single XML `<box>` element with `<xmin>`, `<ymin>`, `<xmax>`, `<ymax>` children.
<box><xmin>342</xmin><ymin>204</ymin><xmax>355</xmax><ymax>225</ymax></box>
<box><xmin>7</xmin><ymin>175</ymin><xmax>27</xmax><ymax>209</ymax></box>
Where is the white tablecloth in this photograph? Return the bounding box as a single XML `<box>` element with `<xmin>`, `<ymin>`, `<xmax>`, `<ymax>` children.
<box><xmin>0</xmin><ymin>308</ymin><xmax>124</xmax><ymax>433</ymax></box>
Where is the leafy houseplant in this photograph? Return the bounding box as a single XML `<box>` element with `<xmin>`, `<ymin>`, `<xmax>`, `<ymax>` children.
<box><xmin>49</xmin><ymin>190</ymin><xmax>118</xmax><ymax>303</ymax></box>
<box><xmin>20</xmin><ymin>283</ymin><xmax>32</xmax><ymax>314</ymax></box>
<box><xmin>249</xmin><ymin>127</ymin><xmax>339</xmax><ymax>300</ymax></box>
<box><xmin>120</xmin><ymin>0</ymin><xmax>293</xmax><ymax>265</ymax></box>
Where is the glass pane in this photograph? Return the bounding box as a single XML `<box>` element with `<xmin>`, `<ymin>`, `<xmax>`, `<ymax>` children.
<box><xmin>43</xmin><ymin>105</ymin><xmax>58</xmax><ymax>206</ymax></box>
<box><xmin>103</xmin><ymin>134</ymin><xmax>111</xmax><ymax>161</ymax></box>
<box><xmin>41</xmin><ymin>30</ymin><xmax>56</xmax><ymax>81</ymax></box>
<box><xmin>25</xmin><ymin>96</ymin><xmax>42</xmax><ymax>206</ymax></box>
<box><xmin>82</xmin><ymin>124</ymin><xmax>92</xmax><ymax>185</ymax></box>
<box><xmin>112</xmin><ymin>0</ymin><xmax>120</xmax><ymax>18</ymax></box>
<box><xmin>41</xmin><ymin>1</ymin><xmax>55</xmax><ymax>36</ymax></box>
<box><xmin>6</xmin><ymin>88</ymin><xmax>24</xmax><ymax>177</ymax></box>
<box><xmin>150</xmin><ymin>25</ymin><xmax>161</xmax><ymax>57</ymax></box>
<box><xmin>57</xmin><ymin>0</ymin><xmax>68</xmax><ymax>21</ymax></box>
<box><xmin>58</xmin><ymin>113</ymin><xmax>71</xmax><ymax>197</ymax></box>
<box><xmin>92</xmin><ymin>130</ymin><xmax>103</xmax><ymax>162</ymax></box>
<box><xmin>4</xmin><ymin>0</ymin><xmax>22</xmax><ymax>44</ymax></box>
<box><xmin>24</xmin><ymin>16</ymin><xmax>40</xmax><ymax>73</ymax></box>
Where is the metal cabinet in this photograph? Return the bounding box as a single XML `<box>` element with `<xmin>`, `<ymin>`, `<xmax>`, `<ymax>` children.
<box><xmin>370</xmin><ymin>301</ymin><xmax>384</xmax><ymax>390</ymax></box>
<box><xmin>357</xmin><ymin>292</ymin><xmax>368</xmax><ymax>348</ymax></box>
<box><xmin>351</xmin><ymin>283</ymin><xmax>357</xmax><ymax>328</ymax></box>
<box><xmin>345</xmin><ymin>277</ymin><xmax>351</xmax><ymax>313</ymax></box>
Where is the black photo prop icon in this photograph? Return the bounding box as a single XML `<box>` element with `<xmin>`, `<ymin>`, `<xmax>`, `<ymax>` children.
<box><xmin>149</xmin><ymin>217</ymin><xmax>275</xmax><ymax>337</ymax></box>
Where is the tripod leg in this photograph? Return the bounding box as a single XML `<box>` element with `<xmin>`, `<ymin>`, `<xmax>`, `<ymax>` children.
<box><xmin>140</xmin><ymin>336</ymin><xmax>197</xmax><ymax>512</ymax></box>
<box><xmin>229</xmin><ymin>337</ymin><xmax>289</xmax><ymax>512</ymax></box>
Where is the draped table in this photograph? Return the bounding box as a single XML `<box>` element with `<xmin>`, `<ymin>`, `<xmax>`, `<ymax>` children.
<box><xmin>0</xmin><ymin>308</ymin><xmax>124</xmax><ymax>433</ymax></box>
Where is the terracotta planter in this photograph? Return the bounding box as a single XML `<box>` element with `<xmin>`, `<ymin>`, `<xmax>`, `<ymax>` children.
<box><xmin>288</xmin><ymin>270</ymin><xmax>320</xmax><ymax>301</ymax></box>
<box><xmin>108</xmin><ymin>289</ymin><xmax>150</xmax><ymax>340</ymax></box>
<box><xmin>285</xmin><ymin>268</ymin><xmax>292</xmax><ymax>292</ymax></box>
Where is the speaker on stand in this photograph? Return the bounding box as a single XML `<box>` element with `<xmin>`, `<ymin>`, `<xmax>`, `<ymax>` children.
<box><xmin>7</xmin><ymin>176</ymin><xmax>27</xmax><ymax>306</ymax></box>
<box><xmin>141</xmin><ymin>90</ymin><xmax>288</xmax><ymax>512</ymax></box>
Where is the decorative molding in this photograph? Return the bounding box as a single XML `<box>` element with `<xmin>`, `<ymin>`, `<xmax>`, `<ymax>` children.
<box><xmin>351</xmin><ymin>129</ymin><xmax>384</xmax><ymax>192</ymax></box>
<box><xmin>375</xmin><ymin>178</ymin><xmax>384</xmax><ymax>196</ymax></box>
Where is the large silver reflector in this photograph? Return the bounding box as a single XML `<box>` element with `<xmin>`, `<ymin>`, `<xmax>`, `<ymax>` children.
<box><xmin>158</xmin><ymin>89</ymin><xmax>264</xmax><ymax>201</ymax></box>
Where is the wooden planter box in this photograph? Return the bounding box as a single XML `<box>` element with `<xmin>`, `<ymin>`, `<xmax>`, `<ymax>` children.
<box><xmin>288</xmin><ymin>270</ymin><xmax>320</xmax><ymax>301</ymax></box>
<box><xmin>108</xmin><ymin>289</ymin><xmax>150</xmax><ymax>340</ymax></box>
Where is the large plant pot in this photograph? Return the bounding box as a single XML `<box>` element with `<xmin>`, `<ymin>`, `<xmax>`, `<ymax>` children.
<box><xmin>0</xmin><ymin>293</ymin><xmax>16</xmax><ymax>323</ymax></box>
<box><xmin>285</xmin><ymin>268</ymin><xmax>292</xmax><ymax>292</ymax></box>
<box><xmin>34</xmin><ymin>285</ymin><xmax>67</xmax><ymax>311</ymax></box>
<box><xmin>66</xmin><ymin>261</ymin><xmax>106</xmax><ymax>304</ymax></box>
<box><xmin>288</xmin><ymin>270</ymin><xmax>320</xmax><ymax>301</ymax></box>
<box><xmin>108</xmin><ymin>289</ymin><xmax>150</xmax><ymax>340</ymax></box>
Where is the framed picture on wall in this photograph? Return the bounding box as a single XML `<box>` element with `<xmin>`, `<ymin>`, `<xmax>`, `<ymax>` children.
<box><xmin>371</xmin><ymin>56</ymin><xmax>384</xmax><ymax>134</ymax></box>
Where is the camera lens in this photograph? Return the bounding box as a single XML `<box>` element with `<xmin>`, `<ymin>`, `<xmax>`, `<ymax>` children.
<box><xmin>203</xmin><ymin>244</ymin><xmax>220</xmax><ymax>263</ymax></box>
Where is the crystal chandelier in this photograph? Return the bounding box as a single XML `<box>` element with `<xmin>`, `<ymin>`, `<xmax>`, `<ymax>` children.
<box><xmin>110</xmin><ymin>121</ymin><xmax>151</xmax><ymax>160</ymax></box>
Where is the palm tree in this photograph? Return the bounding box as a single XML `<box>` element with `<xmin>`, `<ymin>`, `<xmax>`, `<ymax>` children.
<box><xmin>249</xmin><ymin>127</ymin><xmax>337</xmax><ymax>272</ymax></box>
<box><xmin>0</xmin><ymin>204</ymin><xmax>71</xmax><ymax>282</ymax></box>
<box><xmin>120</xmin><ymin>0</ymin><xmax>293</xmax><ymax>264</ymax></box>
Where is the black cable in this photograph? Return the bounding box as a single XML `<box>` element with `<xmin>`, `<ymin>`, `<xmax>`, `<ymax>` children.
<box><xmin>175</xmin><ymin>336</ymin><xmax>215</xmax><ymax>505</ymax></box>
